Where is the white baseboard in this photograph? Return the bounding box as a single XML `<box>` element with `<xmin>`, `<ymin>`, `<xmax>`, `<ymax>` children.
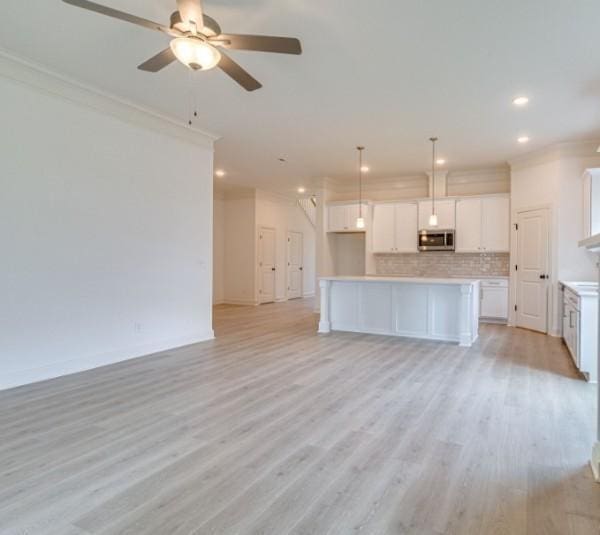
<box><xmin>0</xmin><ymin>330</ymin><xmax>214</xmax><ymax>392</ymax></box>
<box><xmin>223</xmin><ymin>298</ymin><xmax>258</xmax><ymax>306</ymax></box>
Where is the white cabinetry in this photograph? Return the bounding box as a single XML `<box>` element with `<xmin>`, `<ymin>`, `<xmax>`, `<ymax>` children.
<box><xmin>372</xmin><ymin>202</ymin><xmax>418</xmax><ymax>253</ymax></box>
<box><xmin>583</xmin><ymin>169</ymin><xmax>600</xmax><ymax>240</ymax></box>
<box><xmin>418</xmin><ymin>199</ymin><xmax>455</xmax><ymax>230</ymax></box>
<box><xmin>456</xmin><ymin>196</ymin><xmax>509</xmax><ymax>252</ymax></box>
<box><xmin>480</xmin><ymin>278</ymin><xmax>509</xmax><ymax>322</ymax></box>
<box><xmin>327</xmin><ymin>203</ymin><xmax>369</xmax><ymax>232</ymax></box>
<box><xmin>561</xmin><ymin>283</ymin><xmax>598</xmax><ymax>382</ymax></box>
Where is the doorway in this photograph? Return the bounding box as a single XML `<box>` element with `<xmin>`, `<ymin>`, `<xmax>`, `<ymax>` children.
<box><xmin>515</xmin><ymin>208</ymin><xmax>550</xmax><ymax>333</ymax></box>
<box><xmin>258</xmin><ymin>227</ymin><xmax>276</xmax><ymax>304</ymax></box>
<box><xmin>287</xmin><ymin>231</ymin><xmax>303</xmax><ymax>299</ymax></box>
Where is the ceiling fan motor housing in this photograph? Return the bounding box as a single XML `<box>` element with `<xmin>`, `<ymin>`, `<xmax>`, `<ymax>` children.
<box><xmin>169</xmin><ymin>10</ymin><xmax>220</xmax><ymax>37</ymax></box>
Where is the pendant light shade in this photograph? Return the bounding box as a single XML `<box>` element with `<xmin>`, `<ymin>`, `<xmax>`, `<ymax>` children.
<box><xmin>356</xmin><ymin>146</ymin><xmax>365</xmax><ymax>229</ymax></box>
<box><xmin>429</xmin><ymin>137</ymin><xmax>439</xmax><ymax>228</ymax></box>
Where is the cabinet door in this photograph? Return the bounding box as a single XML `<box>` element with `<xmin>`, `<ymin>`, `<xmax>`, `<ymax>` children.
<box><xmin>418</xmin><ymin>200</ymin><xmax>435</xmax><ymax>230</ymax></box>
<box><xmin>456</xmin><ymin>198</ymin><xmax>482</xmax><ymax>252</ymax></box>
<box><xmin>328</xmin><ymin>205</ymin><xmax>348</xmax><ymax>232</ymax></box>
<box><xmin>345</xmin><ymin>203</ymin><xmax>369</xmax><ymax>231</ymax></box>
<box><xmin>436</xmin><ymin>199</ymin><xmax>456</xmax><ymax>229</ymax></box>
<box><xmin>480</xmin><ymin>287</ymin><xmax>508</xmax><ymax>319</ymax></box>
<box><xmin>420</xmin><ymin>199</ymin><xmax>456</xmax><ymax>230</ymax></box>
<box><xmin>395</xmin><ymin>203</ymin><xmax>418</xmax><ymax>252</ymax></box>
<box><xmin>372</xmin><ymin>204</ymin><xmax>396</xmax><ymax>253</ymax></box>
<box><xmin>481</xmin><ymin>197</ymin><xmax>509</xmax><ymax>252</ymax></box>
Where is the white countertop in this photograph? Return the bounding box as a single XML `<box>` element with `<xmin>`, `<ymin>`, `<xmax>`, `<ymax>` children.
<box><xmin>579</xmin><ymin>233</ymin><xmax>600</xmax><ymax>252</ymax></box>
<box><xmin>561</xmin><ymin>281</ymin><xmax>599</xmax><ymax>297</ymax></box>
<box><xmin>320</xmin><ymin>276</ymin><xmax>480</xmax><ymax>285</ymax></box>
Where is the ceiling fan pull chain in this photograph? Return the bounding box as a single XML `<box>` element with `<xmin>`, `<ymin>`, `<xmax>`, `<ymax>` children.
<box><xmin>187</xmin><ymin>68</ymin><xmax>194</xmax><ymax>126</ymax></box>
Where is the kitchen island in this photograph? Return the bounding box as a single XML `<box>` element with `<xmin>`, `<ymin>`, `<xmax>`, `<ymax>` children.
<box><xmin>318</xmin><ymin>276</ymin><xmax>481</xmax><ymax>347</ymax></box>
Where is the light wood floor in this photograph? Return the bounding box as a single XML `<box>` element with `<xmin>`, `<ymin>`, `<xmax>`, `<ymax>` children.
<box><xmin>1</xmin><ymin>298</ymin><xmax>599</xmax><ymax>534</ymax></box>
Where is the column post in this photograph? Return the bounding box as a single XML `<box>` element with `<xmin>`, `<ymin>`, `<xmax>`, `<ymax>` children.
<box><xmin>593</xmin><ymin>254</ymin><xmax>600</xmax><ymax>482</ymax></box>
<box><xmin>318</xmin><ymin>279</ymin><xmax>331</xmax><ymax>333</ymax></box>
<box><xmin>459</xmin><ymin>283</ymin><xmax>475</xmax><ymax>347</ymax></box>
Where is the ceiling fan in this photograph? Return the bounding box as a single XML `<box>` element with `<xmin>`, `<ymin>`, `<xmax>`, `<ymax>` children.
<box><xmin>62</xmin><ymin>0</ymin><xmax>302</xmax><ymax>91</ymax></box>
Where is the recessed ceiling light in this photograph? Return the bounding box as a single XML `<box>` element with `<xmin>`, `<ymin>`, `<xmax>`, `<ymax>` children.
<box><xmin>360</xmin><ymin>165</ymin><xmax>370</xmax><ymax>172</ymax></box>
<box><xmin>513</xmin><ymin>96</ymin><xmax>529</xmax><ymax>107</ymax></box>
<box><xmin>517</xmin><ymin>136</ymin><xmax>530</xmax><ymax>144</ymax></box>
<box><xmin>215</xmin><ymin>169</ymin><xmax>226</xmax><ymax>177</ymax></box>
<box><xmin>297</xmin><ymin>187</ymin><xmax>306</xmax><ymax>193</ymax></box>
<box><xmin>436</xmin><ymin>158</ymin><xmax>446</xmax><ymax>165</ymax></box>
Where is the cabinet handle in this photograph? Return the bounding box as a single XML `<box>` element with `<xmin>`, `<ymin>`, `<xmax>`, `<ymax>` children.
<box><xmin>569</xmin><ymin>310</ymin><xmax>574</xmax><ymax>329</ymax></box>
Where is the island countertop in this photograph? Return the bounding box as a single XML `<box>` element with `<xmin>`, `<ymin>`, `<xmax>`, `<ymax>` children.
<box><xmin>319</xmin><ymin>276</ymin><xmax>481</xmax><ymax>285</ymax></box>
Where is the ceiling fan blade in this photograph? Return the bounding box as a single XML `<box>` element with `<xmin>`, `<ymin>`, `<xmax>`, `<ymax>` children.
<box><xmin>137</xmin><ymin>48</ymin><xmax>177</xmax><ymax>72</ymax></box>
<box><xmin>176</xmin><ymin>0</ymin><xmax>204</xmax><ymax>29</ymax></box>
<box><xmin>61</xmin><ymin>0</ymin><xmax>180</xmax><ymax>37</ymax></box>
<box><xmin>218</xmin><ymin>52</ymin><xmax>262</xmax><ymax>92</ymax></box>
<box><xmin>210</xmin><ymin>34</ymin><xmax>302</xmax><ymax>55</ymax></box>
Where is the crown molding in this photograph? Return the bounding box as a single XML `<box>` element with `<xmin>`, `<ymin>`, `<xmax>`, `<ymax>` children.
<box><xmin>448</xmin><ymin>167</ymin><xmax>510</xmax><ymax>184</ymax></box>
<box><xmin>508</xmin><ymin>140</ymin><xmax>600</xmax><ymax>171</ymax></box>
<box><xmin>0</xmin><ymin>48</ymin><xmax>219</xmax><ymax>148</ymax></box>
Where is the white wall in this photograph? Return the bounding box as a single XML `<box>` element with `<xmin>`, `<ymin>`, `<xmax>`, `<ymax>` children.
<box><xmin>333</xmin><ymin>234</ymin><xmax>366</xmax><ymax>276</ymax></box>
<box><xmin>213</xmin><ymin>194</ymin><xmax>225</xmax><ymax>304</ymax></box>
<box><xmin>223</xmin><ymin>193</ymin><xmax>257</xmax><ymax>305</ymax></box>
<box><xmin>0</xmin><ymin>57</ymin><xmax>215</xmax><ymax>390</ymax></box>
<box><xmin>509</xmin><ymin>146</ymin><xmax>599</xmax><ymax>335</ymax></box>
<box><xmin>255</xmin><ymin>191</ymin><xmax>316</xmax><ymax>299</ymax></box>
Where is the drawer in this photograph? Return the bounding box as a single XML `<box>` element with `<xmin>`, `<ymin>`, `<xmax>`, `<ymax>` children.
<box><xmin>481</xmin><ymin>279</ymin><xmax>508</xmax><ymax>288</ymax></box>
<box><xmin>564</xmin><ymin>290</ymin><xmax>580</xmax><ymax>310</ymax></box>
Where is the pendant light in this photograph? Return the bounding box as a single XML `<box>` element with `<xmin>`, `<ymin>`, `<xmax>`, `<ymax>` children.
<box><xmin>356</xmin><ymin>146</ymin><xmax>366</xmax><ymax>229</ymax></box>
<box><xmin>429</xmin><ymin>137</ymin><xmax>439</xmax><ymax>228</ymax></box>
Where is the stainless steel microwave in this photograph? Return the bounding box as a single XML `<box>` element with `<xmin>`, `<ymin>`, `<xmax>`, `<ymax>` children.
<box><xmin>418</xmin><ymin>229</ymin><xmax>455</xmax><ymax>251</ymax></box>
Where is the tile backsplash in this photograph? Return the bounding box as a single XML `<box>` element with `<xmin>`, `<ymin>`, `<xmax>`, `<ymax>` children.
<box><xmin>374</xmin><ymin>252</ymin><xmax>510</xmax><ymax>278</ymax></box>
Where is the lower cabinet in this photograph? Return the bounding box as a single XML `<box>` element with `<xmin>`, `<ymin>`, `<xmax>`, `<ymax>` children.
<box><xmin>480</xmin><ymin>279</ymin><xmax>508</xmax><ymax>322</ymax></box>
<box><xmin>561</xmin><ymin>284</ymin><xmax>598</xmax><ymax>382</ymax></box>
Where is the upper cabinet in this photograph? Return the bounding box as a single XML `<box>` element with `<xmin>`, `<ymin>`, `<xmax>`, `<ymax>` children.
<box><xmin>456</xmin><ymin>196</ymin><xmax>509</xmax><ymax>253</ymax></box>
<box><xmin>418</xmin><ymin>199</ymin><xmax>455</xmax><ymax>230</ymax></box>
<box><xmin>583</xmin><ymin>169</ymin><xmax>600</xmax><ymax>240</ymax></box>
<box><xmin>327</xmin><ymin>203</ymin><xmax>369</xmax><ymax>232</ymax></box>
<box><xmin>372</xmin><ymin>202</ymin><xmax>418</xmax><ymax>253</ymax></box>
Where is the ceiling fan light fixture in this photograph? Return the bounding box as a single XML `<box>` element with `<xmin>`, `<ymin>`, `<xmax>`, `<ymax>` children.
<box><xmin>170</xmin><ymin>37</ymin><xmax>221</xmax><ymax>70</ymax></box>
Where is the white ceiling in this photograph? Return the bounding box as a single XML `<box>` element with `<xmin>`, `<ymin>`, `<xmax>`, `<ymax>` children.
<box><xmin>2</xmin><ymin>0</ymin><xmax>600</xmax><ymax>196</ymax></box>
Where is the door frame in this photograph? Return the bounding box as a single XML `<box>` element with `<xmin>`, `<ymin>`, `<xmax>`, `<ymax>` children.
<box><xmin>509</xmin><ymin>204</ymin><xmax>553</xmax><ymax>333</ymax></box>
<box><xmin>286</xmin><ymin>230</ymin><xmax>304</xmax><ymax>300</ymax></box>
<box><xmin>257</xmin><ymin>226</ymin><xmax>277</xmax><ymax>305</ymax></box>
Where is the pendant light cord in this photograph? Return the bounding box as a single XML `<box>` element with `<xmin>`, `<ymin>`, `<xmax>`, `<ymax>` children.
<box><xmin>430</xmin><ymin>137</ymin><xmax>437</xmax><ymax>216</ymax></box>
<box><xmin>357</xmin><ymin>146</ymin><xmax>365</xmax><ymax>218</ymax></box>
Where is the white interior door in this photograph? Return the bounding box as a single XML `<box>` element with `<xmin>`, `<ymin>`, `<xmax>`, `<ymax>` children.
<box><xmin>258</xmin><ymin>227</ymin><xmax>276</xmax><ymax>304</ymax></box>
<box><xmin>287</xmin><ymin>231</ymin><xmax>303</xmax><ymax>299</ymax></box>
<box><xmin>516</xmin><ymin>208</ymin><xmax>550</xmax><ymax>332</ymax></box>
